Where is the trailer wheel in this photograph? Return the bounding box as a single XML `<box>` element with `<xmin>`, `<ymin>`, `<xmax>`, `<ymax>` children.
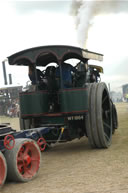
<box><xmin>86</xmin><ymin>82</ymin><xmax>112</xmax><ymax>148</ymax></box>
<box><xmin>0</xmin><ymin>151</ymin><xmax>7</xmax><ymax>186</ymax></box>
<box><xmin>4</xmin><ymin>138</ymin><xmax>41</xmax><ymax>182</ymax></box>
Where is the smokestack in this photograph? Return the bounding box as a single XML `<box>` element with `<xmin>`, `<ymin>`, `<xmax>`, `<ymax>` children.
<box><xmin>2</xmin><ymin>61</ymin><xmax>8</xmax><ymax>85</ymax></box>
<box><xmin>9</xmin><ymin>74</ymin><xmax>12</xmax><ymax>84</ymax></box>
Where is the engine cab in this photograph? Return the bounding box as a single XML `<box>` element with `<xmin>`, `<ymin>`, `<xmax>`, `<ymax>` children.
<box><xmin>7</xmin><ymin>45</ymin><xmax>103</xmax><ymax>131</ymax></box>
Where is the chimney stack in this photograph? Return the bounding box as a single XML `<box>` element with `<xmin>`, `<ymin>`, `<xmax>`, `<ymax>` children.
<box><xmin>9</xmin><ymin>74</ymin><xmax>12</xmax><ymax>84</ymax></box>
<box><xmin>2</xmin><ymin>61</ymin><xmax>8</xmax><ymax>85</ymax></box>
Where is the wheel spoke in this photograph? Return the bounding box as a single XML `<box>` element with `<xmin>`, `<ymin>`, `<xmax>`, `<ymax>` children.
<box><xmin>103</xmin><ymin>121</ymin><xmax>111</xmax><ymax>130</ymax></box>
<box><xmin>18</xmin><ymin>163</ymin><xmax>24</xmax><ymax>173</ymax></box>
<box><xmin>24</xmin><ymin>146</ymin><xmax>30</xmax><ymax>155</ymax></box>
<box><xmin>104</xmin><ymin>133</ymin><xmax>110</xmax><ymax>141</ymax></box>
<box><xmin>17</xmin><ymin>151</ymin><xmax>24</xmax><ymax>161</ymax></box>
<box><xmin>102</xmin><ymin>95</ymin><xmax>108</xmax><ymax>105</ymax></box>
<box><xmin>18</xmin><ymin>163</ymin><xmax>24</xmax><ymax>168</ymax></box>
<box><xmin>24</xmin><ymin>167</ymin><xmax>33</xmax><ymax>176</ymax></box>
<box><xmin>39</xmin><ymin>141</ymin><xmax>44</xmax><ymax>146</ymax></box>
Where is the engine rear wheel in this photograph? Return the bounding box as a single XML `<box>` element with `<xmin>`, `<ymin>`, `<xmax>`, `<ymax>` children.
<box><xmin>86</xmin><ymin>82</ymin><xmax>112</xmax><ymax>148</ymax></box>
<box><xmin>4</xmin><ymin>138</ymin><xmax>41</xmax><ymax>182</ymax></box>
<box><xmin>0</xmin><ymin>151</ymin><xmax>7</xmax><ymax>186</ymax></box>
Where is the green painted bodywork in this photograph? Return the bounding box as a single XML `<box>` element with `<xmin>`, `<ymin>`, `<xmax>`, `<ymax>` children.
<box><xmin>20</xmin><ymin>91</ymin><xmax>49</xmax><ymax>116</ymax></box>
<box><xmin>41</xmin><ymin>116</ymin><xmax>65</xmax><ymax>124</ymax></box>
<box><xmin>59</xmin><ymin>88</ymin><xmax>88</xmax><ymax>114</ymax></box>
<box><xmin>20</xmin><ymin>87</ymin><xmax>88</xmax><ymax>118</ymax></box>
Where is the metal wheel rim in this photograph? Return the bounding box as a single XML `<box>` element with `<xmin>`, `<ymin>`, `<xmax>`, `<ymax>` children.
<box><xmin>17</xmin><ymin>142</ymin><xmax>40</xmax><ymax>179</ymax></box>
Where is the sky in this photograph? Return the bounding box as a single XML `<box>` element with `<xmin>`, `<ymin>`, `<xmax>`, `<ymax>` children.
<box><xmin>0</xmin><ymin>0</ymin><xmax>128</xmax><ymax>92</ymax></box>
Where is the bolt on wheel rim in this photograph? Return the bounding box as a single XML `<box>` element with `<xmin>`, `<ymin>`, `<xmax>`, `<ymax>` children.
<box><xmin>17</xmin><ymin>142</ymin><xmax>40</xmax><ymax>179</ymax></box>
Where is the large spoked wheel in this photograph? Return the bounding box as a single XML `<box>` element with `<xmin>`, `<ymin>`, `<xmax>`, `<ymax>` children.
<box><xmin>86</xmin><ymin>82</ymin><xmax>112</xmax><ymax>148</ymax></box>
<box><xmin>0</xmin><ymin>151</ymin><xmax>7</xmax><ymax>186</ymax></box>
<box><xmin>4</xmin><ymin>138</ymin><xmax>41</xmax><ymax>182</ymax></box>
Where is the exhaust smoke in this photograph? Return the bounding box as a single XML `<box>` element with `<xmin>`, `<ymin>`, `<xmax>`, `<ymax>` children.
<box><xmin>70</xmin><ymin>0</ymin><xmax>128</xmax><ymax>47</ymax></box>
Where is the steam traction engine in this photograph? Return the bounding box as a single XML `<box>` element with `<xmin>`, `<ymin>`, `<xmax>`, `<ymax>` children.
<box><xmin>0</xmin><ymin>45</ymin><xmax>118</xmax><ymax>186</ymax></box>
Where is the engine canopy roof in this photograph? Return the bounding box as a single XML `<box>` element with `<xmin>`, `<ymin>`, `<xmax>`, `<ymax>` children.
<box><xmin>7</xmin><ymin>45</ymin><xmax>103</xmax><ymax>67</ymax></box>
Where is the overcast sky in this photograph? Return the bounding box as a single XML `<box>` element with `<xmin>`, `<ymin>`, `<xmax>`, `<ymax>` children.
<box><xmin>0</xmin><ymin>0</ymin><xmax>128</xmax><ymax>92</ymax></box>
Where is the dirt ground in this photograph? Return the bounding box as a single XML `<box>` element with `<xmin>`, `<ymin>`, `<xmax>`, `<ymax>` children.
<box><xmin>1</xmin><ymin>102</ymin><xmax>128</xmax><ymax>193</ymax></box>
